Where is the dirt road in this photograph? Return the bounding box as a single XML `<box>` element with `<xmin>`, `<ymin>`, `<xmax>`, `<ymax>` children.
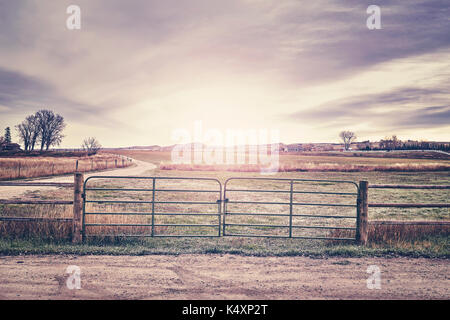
<box><xmin>0</xmin><ymin>159</ymin><xmax>156</xmax><ymax>199</ymax></box>
<box><xmin>0</xmin><ymin>254</ymin><xmax>448</xmax><ymax>299</ymax></box>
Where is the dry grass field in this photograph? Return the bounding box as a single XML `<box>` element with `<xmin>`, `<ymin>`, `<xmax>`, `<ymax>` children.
<box><xmin>0</xmin><ymin>153</ymin><xmax>132</xmax><ymax>180</ymax></box>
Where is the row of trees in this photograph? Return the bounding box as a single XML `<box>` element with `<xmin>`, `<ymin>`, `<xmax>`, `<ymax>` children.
<box><xmin>16</xmin><ymin>109</ymin><xmax>66</xmax><ymax>151</ymax></box>
<box><xmin>340</xmin><ymin>131</ymin><xmax>450</xmax><ymax>152</ymax></box>
<box><xmin>378</xmin><ymin>135</ymin><xmax>450</xmax><ymax>151</ymax></box>
<box><xmin>10</xmin><ymin>109</ymin><xmax>102</xmax><ymax>154</ymax></box>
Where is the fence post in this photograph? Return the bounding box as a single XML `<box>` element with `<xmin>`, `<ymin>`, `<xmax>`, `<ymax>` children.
<box><xmin>75</xmin><ymin>160</ymin><xmax>79</xmax><ymax>172</ymax></box>
<box><xmin>356</xmin><ymin>181</ymin><xmax>369</xmax><ymax>245</ymax></box>
<box><xmin>72</xmin><ymin>173</ymin><xmax>84</xmax><ymax>244</ymax></box>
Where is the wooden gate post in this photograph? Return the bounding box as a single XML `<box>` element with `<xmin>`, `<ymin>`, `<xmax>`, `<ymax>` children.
<box><xmin>356</xmin><ymin>181</ymin><xmax>369</xmax><ymax>245</ymax></box>
<box><xmin>72</xmin><ymin>173</ymin><xmax>84</xmax><ymax>244</ymax></box>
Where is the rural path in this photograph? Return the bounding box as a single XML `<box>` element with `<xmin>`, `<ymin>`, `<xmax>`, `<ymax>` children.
<box><xmin>0</xmin><ymin>254</ymin><xmax>448</xmax><ymax>299</ymax></box>
<box><xmin>0</xmin><ymin>158</ymin><xmax>156</xmax><ymax>200</ymax></box>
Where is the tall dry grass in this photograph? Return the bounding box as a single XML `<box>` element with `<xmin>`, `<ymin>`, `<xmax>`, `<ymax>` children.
<box><xmin>0</xmin><ymin>204</ymin><xmax>72</xmax><ymax>239</ymax></box>
<box><xmin>0</xmin><ymin>220</ymin><xmax>72</xmax><ymax>240</ymax></box>
<box><xmin>0</xmin><ymin>154</ymin><xmax>132</xmax><ymax>180</ymax></box>
<box><xmin>0</xmin><ymin>203</ymin><xmax>167</xmax><ymax>240</ymax></box>
<box><xmin>327</xmin><ymin>221</ymin><xmax>450</xmax><ymax>245</ymax></box>
<box><xmin>367</xmin><ymin>221</ymin><xmax>449</xmax><ymax>243</ymax></box>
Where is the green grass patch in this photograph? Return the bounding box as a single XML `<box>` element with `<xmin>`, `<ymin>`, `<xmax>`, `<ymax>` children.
<box><xmin>0</xmin><ymin>235</ymin><xmax>448</xmax><ymax>258</ymax></box>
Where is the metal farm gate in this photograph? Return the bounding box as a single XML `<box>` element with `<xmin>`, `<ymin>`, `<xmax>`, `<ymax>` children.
<box><xmin>82</xmin><ymin>176</ymin><xmax>222</xmax><ymax>238</ymax></box>
<box><xmin>223</xmin><ymin>178</ymin><xmax>359</xmax><ymax>240</ymax></box>
<box><xmin>82</xmin><ymin>176</ymin><xmax>359</xmax><ymax>241</ymax></box>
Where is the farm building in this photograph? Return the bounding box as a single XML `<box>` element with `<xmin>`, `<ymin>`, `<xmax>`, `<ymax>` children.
<box><xmin>0</xmin><ymin>143</ymin><xmax>21</xmax><ymax>151</ymax></box>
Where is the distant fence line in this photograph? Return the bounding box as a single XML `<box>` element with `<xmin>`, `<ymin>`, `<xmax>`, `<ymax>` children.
<box><xmin>0</xmin><ymin>155</ymin><xmax>133</xmax><ymax>181</ymax></box>
<box><xmin>369</xmin><ymin>184</ymin><xmax>450</xmax><ymax>189</ymax></box>
<box><xmin>368</xmin><ymin>184</ymin><xmax>450</xmax><ymax>208</ymax></box>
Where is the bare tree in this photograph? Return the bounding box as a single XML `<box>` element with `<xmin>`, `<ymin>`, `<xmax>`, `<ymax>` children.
<box><xmin>16</xmin><ymin>115</ymin><xmax>39</xmax><ymax>151</ymax></box>
<box><xmin>16</xmin><ymin>122</ymin><xmax>31</xmax><ymax>151</ymax></box>
<box><xmin>339</xmin><ymin>131</ymin><xmax>357</xmax><ymax>150</ymax></box>
<box><xmin>35</xmin><ymin>110</ymin><xmax>66</xmax><ymax>151</ymax></box>
<box><xmin>82</xmin><ymin>137</ymin><xmax>102</xmax><ymax>154</ymax></box>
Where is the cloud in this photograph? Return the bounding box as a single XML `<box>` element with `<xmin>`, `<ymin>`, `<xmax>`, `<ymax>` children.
<box><xmin>397</xmin><ymin>105</ymin><xmax>450</xmax><ymax>127</ymax></box>
<box><xmin>288</xmin><ymin>85</ymin><xmax>450</xmax><ymax>131</ymax></box>
<box><xmin>0</xmin><ymin>67</ymin><xmax>52</xmax><ymax>110</ymax></box>
<box><xmin>0</xmin><ymin>66</ymin><xmax>126</xmax><ymax>129</ymax></box>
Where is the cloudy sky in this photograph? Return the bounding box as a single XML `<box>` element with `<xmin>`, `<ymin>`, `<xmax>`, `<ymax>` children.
<box><xmin>0</xmin><ymin>0</ymin><xmax>449</xmax><ymax>147</ymax></box>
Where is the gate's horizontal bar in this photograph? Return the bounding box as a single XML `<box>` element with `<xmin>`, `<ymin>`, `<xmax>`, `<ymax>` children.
<box><xmin>154</xmin><ymin>201</ymin><xmax>219</xmax><ymax>205</ymax></box>
<box><xmin>85</xmin><ymin>200</ymin><xmax>218</xmax><ymax>205</ymax></box>
<box><xmin>153</xmin><ymin>213</ymin><xmax>220</xmax><ymax>216</ymax></box>
<box><xmin>153</xmin><ymin>235</ymin><xmax>220</xmax><ymax>238</ymax></box>
<box><xmin>154</xmin><ymin>224</ymin><xmax>218</xmax><ymax>227</ymax></box>
<box><xmin>85</xmin><ymin>188</ymin><xmax>154</xmax><ymax>192</ymax></box>
<box><xmin>225</xmin><ymin>223</ymin><xmax>356</xmax><ymax>230</ymax></box>
<box><xmin>227</xmin><ymin>201</ymin><xmax>289</xmax><ymax>205</ymax></box>
<box><xmin>292</xmin><ymin>225</ymin><xmax>356</xmax><ymax>230</ymax></box>
<box><xmin>85</xmin><ymin>200</ymin><xmax>154</xmax><ymax>204</ymax></box>
<box><xmin>225</xmin><ymin>177</ymin><xmax>359</xmax><ymax>185</ymax></box>
<box><xmin>226</xmin><ymin>212</ymin><xmax>291</xmax><ymax>217</ymax></box>
<box><xmin>226</xmin><ymin>189</ymin><xmax>289</xmax><ymax>193</ymax></box>
<box><xmin>85</xmin><ymin>223</ymin><xmax>218</xmax><ymax>227</ymax></box>
<box><xmin>227</xmin><ymin>201</ymin><xmax>356</xmax><ymax>207</ymax></box>
<box><xmin>225</xmin><ymin>212</ymin><xmax>357</xmax><ymax>219</ymax></box>
<box><xmin>226</xmin><ymin>223</ymin><xmax>288</xmax><ymax>228</ymax></box>
<box><xmin>86</xmin><ymin>188</ymin><xmax>219</xmax><ymax>193</ymax></box>
<box><xmin>293</xmin><ymin>191</ymin><xmax>357</xmax><ymax>196</ymax></box>
<box><xmin>157</xmin><ymin>189</ymin><xmax>219</xmax><ymax>193</ymax></box>
<box><xmin>224</xmin><ymin>234</ymin><xmax>356</xmax><ymax>240</ymax></box>
<box><xmin>226</xmin><ymin>189</ymin><xmax>357</xmax><ymax>196</ymax></box>
<box><xmin>291</xmin><ymin>214</ymin><xmax>356</xmax><ymax>219</ymax></box>
<box><xmin>85</xmin><ymin>176</ymin><xmax>221</xmax><ymax>181</ymax></box>
<box><xmin>84</xmin><ymin>212</ymin><xmax>219</xmax><ymax>216</ymax></box>
<box><xmin>85</xmin><ymin>223</ymin><xmax>154</xmax><ymax>227</ymax></box>
<box><xmin>84</xmin><ymin>234</ymin><xmax>220</xmax><ymax>238</ymax></box>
